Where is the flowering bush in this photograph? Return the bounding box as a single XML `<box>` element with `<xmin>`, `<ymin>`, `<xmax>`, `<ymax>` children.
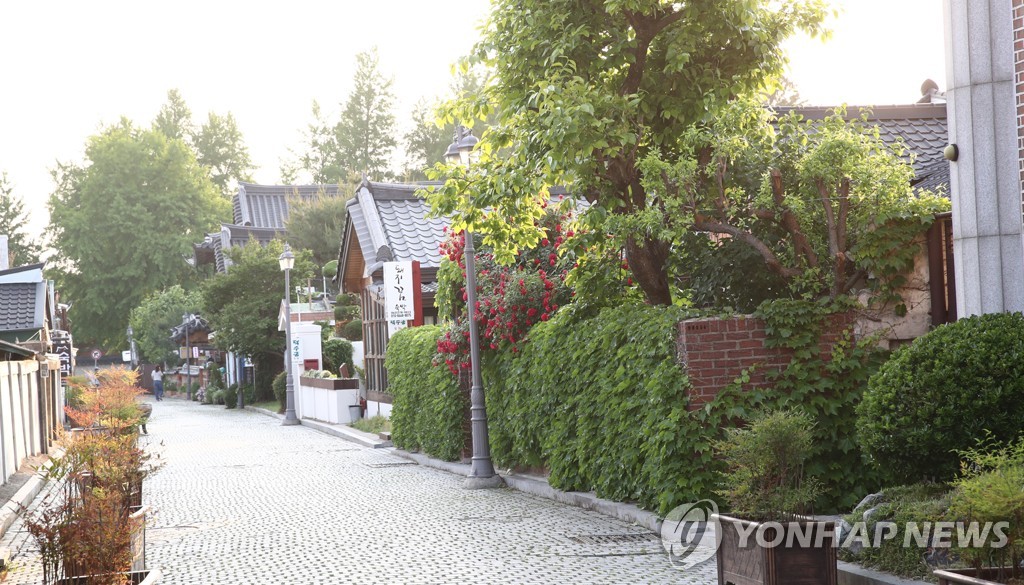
<box><xmin>64</xmin><ymin>367</ymin><xmax>145</xmax><ymax>431</ymax></box>
<box><xmin>436</xmin><ymin>208</ymin><xmax>575</xmax><ymax>374</ymax></box>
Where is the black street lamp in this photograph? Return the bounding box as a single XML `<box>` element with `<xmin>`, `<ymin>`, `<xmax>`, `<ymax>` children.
<box><xmin>445</xmin><ymin>126</ymin><xmax>503</xmax><ymax>489</ymax></box>
<box><xmin>182</xmin><ymin>314</ymin><xmax>192</xmax><ymax>401</ymax></box>
<box><xmin>280</xmin><ymin>243</ymin><xmax>299</xmax><ymax>426</ymax></box>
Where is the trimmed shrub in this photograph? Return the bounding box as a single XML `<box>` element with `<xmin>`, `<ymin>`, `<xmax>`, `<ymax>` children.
<box><xmin>322</xmin><ymin>338</ymin><xmax>354</xmax><ymax>375</ymax></box>
<box><xmin>223</xmin><ymin>384</ymin><xmax>237</xmax><ymax>408</ymax></box>
<box><xmin>386</xmin><ymin>326</ymin><xmax>466</xmax><ymax>461</ymax></box>
<box><xmin>857</xmin><ymin>312</ymin><xmax>1024</xmax><ymax>483</ymax></box>
<box><xmin>341</xmin><ymin>319</ymin><xmax>363</xmax><ymax>341</ymax></box>
<box><xmin>272</xmin><ymin>370</ymin><xmax>287</xmax><ymax>413</ymax></box>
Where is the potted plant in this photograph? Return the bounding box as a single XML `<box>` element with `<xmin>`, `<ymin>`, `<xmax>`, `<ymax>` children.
<box><xmin>26</xmin><ymin>428</ymin><xmax>161</xmax><ymax>584</ymax></box>
<box><xmin>933</xmin><ymin>437</ymin><xmax>1024</xmax><ymax>585</ymax></box>
<box><xmin>712</xmin><ymin>409</ymin><xmax>836</xmax><ymax>585</ymax></box>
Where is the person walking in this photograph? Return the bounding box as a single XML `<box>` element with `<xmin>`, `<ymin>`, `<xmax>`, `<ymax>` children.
<box><xmin>152</xmin><ymin>365</ymin><xmax>164</xmax><ymax>401</ymax></box>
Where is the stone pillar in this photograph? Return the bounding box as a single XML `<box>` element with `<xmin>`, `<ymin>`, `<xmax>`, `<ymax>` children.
<box><xmin>944</xmin><ymin>0</ymin><xmax>1024</xmax><ymax>315</ymax></box>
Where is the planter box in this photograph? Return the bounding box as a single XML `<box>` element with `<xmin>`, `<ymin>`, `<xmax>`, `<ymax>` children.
<box><xmin>714</xmin><ymin>514</ymin><xmax>837</xmax><ymax>585</ymax></box>
<box><xmin>58</xmin><ymin>569</ymin><xmax>160</xmax><ymax>584</ymax></box>
<box><xmin>934</xmin><ymin>567</ymin><xmax>1018</xmax><ymax>584</ymax></box>
<box><xmin>298</xmin><ymin>378</ymin><xmax>360</xmax><ymax>424</ymax></box>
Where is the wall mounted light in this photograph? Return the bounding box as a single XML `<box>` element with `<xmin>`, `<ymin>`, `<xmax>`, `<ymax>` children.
<box><xmin>944</xmin><ymin>144</ymin><xmax>959</xmax><ymax>162</ymax></box>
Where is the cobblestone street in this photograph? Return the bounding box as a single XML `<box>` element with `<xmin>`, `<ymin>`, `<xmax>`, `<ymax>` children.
<box><xmin>2</xmin><ymin>398</ymin><xmax>715</xmax><ymax>584</ymax></box>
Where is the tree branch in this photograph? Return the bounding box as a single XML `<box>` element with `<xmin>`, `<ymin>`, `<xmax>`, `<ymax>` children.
<box><xmin>694</xmin><ymin>215</ymin><xmax>803</xmax><ymax>279</ymax></box>
<box><xmin>770</xmin><ymin>169</ymin><xmax>818</xmax><ymax>268</ymax></box>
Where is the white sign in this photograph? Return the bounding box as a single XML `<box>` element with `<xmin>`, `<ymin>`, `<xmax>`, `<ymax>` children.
<box><xmin>121</xmin><ymin>350</ymin><xmax>132</xmax><ymax>362</ymax></box>
<box><xmin>384</xmin><ymin>261</ymin><xmax>414</xmax><ymax>322</ymax></box>
<box><xmin>91</xmin><ymin>349</ymin><xmax>102</xmax><ymax>360</ymax></box>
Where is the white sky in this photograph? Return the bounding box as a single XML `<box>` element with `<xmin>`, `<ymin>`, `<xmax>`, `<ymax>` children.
<box><xmin>0</xmin><ymin>0</ymin><xmax>945</xmax><ymax>235</ymax></box>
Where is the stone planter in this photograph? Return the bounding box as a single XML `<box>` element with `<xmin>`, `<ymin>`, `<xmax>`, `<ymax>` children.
<box><xmin>714</xmin><ymin>514</ymin><xmax>837</xmax><ymax>585</ymax></box>
<box><xmin>934</xmin><ymin>567</ymin><xmax>1017</xmax><ymax>584</ymax></box>
<box><xmin>298</xmin><ymin>377</ymin><xmax>360</xmax><ymax>424</ymax></box>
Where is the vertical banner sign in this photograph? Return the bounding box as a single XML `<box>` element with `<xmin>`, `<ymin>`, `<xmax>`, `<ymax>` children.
<box><xmin>384</xmin><ymin>261</ymin><xmax>415</xmax><ymax>338</ymax></box>
<box><xmin>54</xmin><ymin>337</ymin><xmax>73</xmax><ymax>381</ymax></box>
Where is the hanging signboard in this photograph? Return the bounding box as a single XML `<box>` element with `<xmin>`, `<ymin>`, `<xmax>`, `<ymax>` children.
<box><xmin>384</xmin><ymin>261</ymin><xmax>414</xmax><ymax>337</ymax></box>
<box><xmin>54</xmin><ymin>337</ymin><xmax>73</xmax><ymax>379</ymax></box>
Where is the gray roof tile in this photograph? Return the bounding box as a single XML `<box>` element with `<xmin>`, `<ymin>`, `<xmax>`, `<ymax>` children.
<box><xmin>0</xmin><ymin>282</ymin><xmax>42</xmax><ymax>331</ymax></box>
<box><xmin>234</xmin><ymin>182</ymin><xmax>346</xmax><ymax>228</ymax></box>
<box><xmin>375</xmin><ymin>198</ymin><xmax>451</xmax><ymax>268</ymax></box>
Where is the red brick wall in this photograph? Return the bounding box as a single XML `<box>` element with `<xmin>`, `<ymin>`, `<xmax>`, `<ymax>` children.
<box><xmin>1015</xmin><ymin>0</ymin><xmax>1024</xmax><ymax>224</ymax></box>
<box><xmin>677</xmin><ymin>313</ymin><xmax>854</xmax><ymax>410</ymax></box>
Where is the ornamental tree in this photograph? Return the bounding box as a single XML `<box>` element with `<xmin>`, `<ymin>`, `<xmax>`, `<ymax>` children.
<box><xmin>427</xmin><ymin>0</ymin><xmax>829</xmax><ymax>305</ymax></box>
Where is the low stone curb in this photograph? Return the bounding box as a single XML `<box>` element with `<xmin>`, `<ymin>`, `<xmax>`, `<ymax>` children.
<box><xmin>837</xmin><ymin>561</ymin><xmax>931</xmax><ymax>585</ymax></box>
<box><xmin>390</xmin><ymin>449</ymin><xmax>663</xmax><ymax>534</ymax></box>
<box><xmin>0</xmin><ymin>449</ymin><xmax>61</xmax><ymax>540</ymax></box>
<box><xmin>243</xmin><ymin>406</ymin><xmax>392</xmax><ymax>449</ymax></box>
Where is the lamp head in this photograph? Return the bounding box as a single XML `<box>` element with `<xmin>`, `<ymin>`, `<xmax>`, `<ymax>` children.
<box><xmin>279</xmin><ymin>242</ymin><xmax>295</xmax><ymax>271</ymax></box>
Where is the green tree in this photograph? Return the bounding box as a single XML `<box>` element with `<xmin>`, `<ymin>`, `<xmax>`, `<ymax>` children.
<box><xmin>281</xmin><ymin>101</ymin><xmax>346</xmax><ymax>184</ymax></box>
<box><xmin>200</xmin><ymin>240</ymin><xmax>314</xmax><ymax>398</ymax></box>
<box><xmin>193</xmin><ymin>111</ymin><xmax>255</xmax><ymax>199</ymax></box>
<box><xmin>284</xmin><ymin>188</ymin><xmax>355</xmax><ymax>266</ymax></box>
<box><xmin>47</xmin><ymin>119</ymin><xmax>228</xmax><ymax>347</ymax></box>
<box><xmin>152</xmin><ymin>89</ymin><xmax>194</xmax><ymax>143</ymax></box>
<box><xmin>401</xmin><ymin>98</ymin><xmax>453</xmax><ymax>182</ymax></box>
<box><xmin>129</xmin><ymin>285</ymin><xmax>201</xmax><ymax>365</ymax></box>
<box><xmin>153</xmin><ymin>89</ymin><xmax>254</xmax><ymax>199</ymax></box>
<box><xmin>0</xmin><ymin>172</ymin><xmax>42</xmax><ymax>267</ymax></box>
<box><xmin>428</xmin><ymin>0</ymin><xmax>829</xmax><ymax>305</ymax></box>
<box><xmin>336</xmin><ymin>48</ymin><xmax>397</xmax><ymax>180</ymax></box>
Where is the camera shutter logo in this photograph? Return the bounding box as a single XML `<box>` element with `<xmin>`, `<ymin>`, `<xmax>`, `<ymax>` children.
<box><xmin>661</xmin><ymin>499</ymin><xmax>720</xmax><ymax>569</ymax></box>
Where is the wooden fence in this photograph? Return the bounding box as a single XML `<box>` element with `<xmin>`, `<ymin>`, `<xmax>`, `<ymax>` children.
<box><xmin>0</xmin><ymin>359</ymin><xmax>62</xmax><ymax>486</ymax></box>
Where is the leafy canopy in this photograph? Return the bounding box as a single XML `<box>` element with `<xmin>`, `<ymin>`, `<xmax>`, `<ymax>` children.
<box><xmin>128</xmin><ymin>285</ymin><xmax>201</xmax><ymax>365</ymax></box>
<box><xmin>200</xmin><ymin>239</ymin><xmax>314</xmax><ymax>360</ymax></box>
<box><xmin>47</xmin><ymin>119</ymin><xmax>228</xmax><ymax>347</ymax></box>
<box><xmin>284</xmin><ymin>188</ymin><xmax>355</xmax><ymax>266</ymax></box>
<box><xmin>428</xmin><ymin>0</ymin><xmax>830</xmax><ymax>304</ymax></box>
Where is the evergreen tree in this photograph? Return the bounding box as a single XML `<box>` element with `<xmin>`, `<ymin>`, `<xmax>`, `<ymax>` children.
<box><xmin>336</xmin><ymin>48</ymin><xmax>397</xmax><ymax>180</ymax></box>
<box><xmin>193</xmin><ymin>111</ymin><xmax>255</xmax><ymax>198</ymax></box>
<box><xmin>0</xmin><ymin>172</ymin><xmax>42</xmax><ymax>267</ymax></box>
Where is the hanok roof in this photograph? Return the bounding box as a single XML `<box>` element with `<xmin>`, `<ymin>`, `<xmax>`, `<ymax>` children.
<box><xmin>169</xmin><ymin>314</ymin><xmax>211</xmax><ymax>344</ymax></box>
<box><xmin>234</xmin><ymin>182</ymin><xmax>345</xmax><ymax>228</ymax></box>
<box><xmin>774</xmin><ymin>103</ymin><xmax>949</xmax><ymax>194</ymax></box>
<box><xmin>0</xmin><ymin>281</ymin><xmax>49</xmax><ymax>345</ymax></box>
<box><xmin>337</xmin><ymin>180</ymin><xmax>451</xmax><ymax>294</ymax></box>
<box><xmin>195</xmin><ymin>182</ymin><xmax>349</xmax><ymax>274</ymax></box>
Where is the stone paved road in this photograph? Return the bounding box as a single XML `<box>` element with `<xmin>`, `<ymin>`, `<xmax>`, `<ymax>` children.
<box><xmin>2</xmin><ymin>398</ymin><xmax>716</xmax><ymax>584</ymax></box>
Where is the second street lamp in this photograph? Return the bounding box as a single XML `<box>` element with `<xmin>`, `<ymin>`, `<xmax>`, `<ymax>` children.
<box><xmin>445</xmin><ymin>125</ymin><xmax>503</xmax><ymax>489</ymax></box>
<box><xmin>280</xmin><ymin>243</ymin><xmax>299</xmax><ymax>426</ymax></box>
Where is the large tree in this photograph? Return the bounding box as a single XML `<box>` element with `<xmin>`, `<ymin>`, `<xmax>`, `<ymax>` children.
<box><xmin>128</xmin><ymin>285</ymin><xmax>201</xmax><ymax>365</ymax></box>
<box><xmin>284</xmin><ymin>49</ymin><xmax>397</xmax><ymax>183</ymax></box>
<box><xmin>0</xmin><ymin>172</ymin><xmax>42</xmax><ymax>267</ymax></box>
<box><xmin>200</xmin><ymin>240</ymin><xmax>315</xmax><ymax>398</ymax></box>
<box><xmin>284</xmin><ymin>189</ymin><xmax>355</xmax><ymax>266</ymax></box>
<box><xmin>47</xmin><ymin>119</ymin><xmax>228</xmax><ymax>347</ymax></box>
<box><xmin>401</xmin><ymin>98</ymin><xmax>453</xmax><ymax>182</ymax></box>
<box><xmin>428</xmin><ymin>0</ymin><xmax>829</xmax><ymax>305</ymax></box>
<box><xmin>336</xmin><ymin>48</ymin><xmax>397</xmax><ymax>180</ymax></box>
<box><xmin>153</xmin><ymin>89</ymin><xmax>254</xmax><ymax>200</ymax></box>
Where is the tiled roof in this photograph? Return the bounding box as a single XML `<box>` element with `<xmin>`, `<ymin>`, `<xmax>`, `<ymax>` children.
<box><xmin>0</xmin><ymin>282</ymin><xmax>44</xmax><ymax>332</ymax></box>
<box><xmin>775</xmin><ymin>103</ymin><xmax>949</xmax><ymax>194</ymax></box>
<box><xmin>194</xmin><ymin>224</ymin><xmax>282</xmax><ymax>273</ymax></box>
<box><xmin>234</xmin><ymin>182</ymin><xmax>346</xmax><ymax>228</ymax></box>
<box><xmin>376</xmin><ymin>198</ymin><xmax>451</xmax><ymax>268</ymax></box>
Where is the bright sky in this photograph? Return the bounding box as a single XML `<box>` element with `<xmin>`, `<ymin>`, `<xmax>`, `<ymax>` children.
<box><xmin>0</xmin><ymin>0</ymin><xmax>945</xmax><ymax>235</ymax></box>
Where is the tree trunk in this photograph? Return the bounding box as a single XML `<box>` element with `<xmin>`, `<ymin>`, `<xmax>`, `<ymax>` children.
<box><xmin>625</xmin><ymin>236</ymin><xmax>672</xmax><ymax>305</ymax></box>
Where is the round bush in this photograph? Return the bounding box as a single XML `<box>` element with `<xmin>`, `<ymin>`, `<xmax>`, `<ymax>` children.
<box><xmin>272</xmin><ymin>370</ymin><xmax>287</xmax><ymax>412</ymax></box>
<box><xmin>322</xmin><ymin>338</ymin><xmax>354</xmax><ymax>375</ymax></box>
<box><xmin>857</xmin><ymin>312</ymin><xmax>1024</xmax><ymax>483</ymax></box>
<box><xmin>341</xmin><ymin>319</ymin><xmax>362</xmax><ymax>341</ymax></box>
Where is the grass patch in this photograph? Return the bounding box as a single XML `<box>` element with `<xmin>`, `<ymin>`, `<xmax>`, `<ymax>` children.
<box><xmin>250</xmin><ymin>400</ymin><xmax>282</xmax><ymax>414</ymax></box>
<box><xmin>352</xmin><ymin>415</ymin><xmax>390</xmax><ymax>434</ymax></box>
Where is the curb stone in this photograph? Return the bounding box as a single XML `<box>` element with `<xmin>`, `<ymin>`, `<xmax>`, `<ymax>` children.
<box><xmin>0</xmin><ymin>450</ymin><xmax>61</xmax><ymax>540</ymax></box>
<box><xmin>243</xmin><ymin>406</ymin><xmax>392</xmax><ymax>448</ymax></box>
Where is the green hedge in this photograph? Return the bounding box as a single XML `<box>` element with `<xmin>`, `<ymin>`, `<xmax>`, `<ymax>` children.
<box><xmin>322</xmin><ymin>338</ymin><xmax>354</xmax><ymax>375</ymax></box>
<box><xmin>386</xmin><ymin>326</ymin><xmax>466</xmax><ymax>461</ymax></box>
<box><xmin>484</xmin><ymin>304</ymin><xmax>700</xmax><ymax>513</ymax></box>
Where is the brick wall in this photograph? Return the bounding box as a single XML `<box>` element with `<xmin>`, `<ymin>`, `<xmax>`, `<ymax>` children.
<box><xmin>677</xmin><ymin>313</ymin><xmax>854</xmax><ymax>410</ymax></box>
<box><xmin>1015</xmin><ymin>0</ymin><xmax>1024</xmax><ymax>225</ymax></box>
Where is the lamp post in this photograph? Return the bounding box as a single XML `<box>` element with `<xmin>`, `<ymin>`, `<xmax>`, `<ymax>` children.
<box><xmin>445</xmin><ymin>126</ymin><xmax>503</xmax><ymax>489</ymax></box>
<box><xmin>182</xmin><ymin>313</ymin><xmax>192</xmax><ymax>401</ymax></box>
<box><xmin>280</xmin><ymin>243</ymin><xmax>299</xmax><ymax>426</ymax></box>
<box><xmin>126</xmin><ymin>325</ymin><xmax>136</xmax><ymax>369</ymax></box>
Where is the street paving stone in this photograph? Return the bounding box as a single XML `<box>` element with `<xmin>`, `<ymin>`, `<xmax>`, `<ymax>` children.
<box><xmin>2</xmin><ymin>399</ymin><xmax>716</xmax><ymax>584</ymax></box>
